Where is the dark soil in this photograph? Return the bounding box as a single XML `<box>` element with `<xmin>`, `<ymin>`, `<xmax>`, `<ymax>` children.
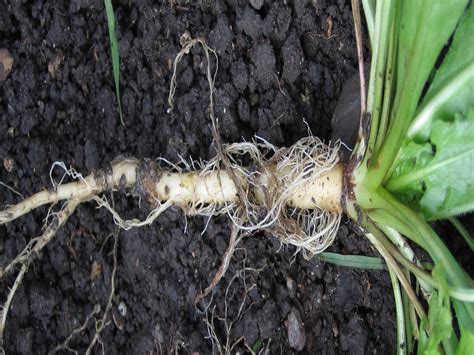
<box><xmin>0</xmin><ymin>1</ymin><xmax>397</xmax><ymax>353</ymax></box>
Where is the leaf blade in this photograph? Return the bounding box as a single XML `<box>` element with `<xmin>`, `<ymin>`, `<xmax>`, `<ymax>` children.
<box><xmin>387</xmin><ymin>111</ymin><xmax>474</xmax><ymax>220</ymax></box>
<box><xmin>409</xmin><ymin>3</ymin><xmax>474</xmax><ymax>139</ymax></box>
<box><xmin>104</xmin><ymin>0</ymin><xmax>124</xmax><ymax>125</ymax></box>
<box><xmin>318</xmin><ymin>252</ymin><xmax>386</xmax><ymax>270</ymax></box>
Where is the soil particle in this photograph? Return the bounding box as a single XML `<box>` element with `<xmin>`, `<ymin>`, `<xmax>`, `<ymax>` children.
<box><xmin>236</xmin><ymin>6</ymin><xmax>263</xmax><ymax>41</ymax></box>
<box><xmin>84</xmin><ymin>138</ymin><xmax>100</xmax><ymax>172</ymax></box>
<box><xmin>48</xmin><ymin>52</ymin><xmax>65</xmax><ymax>78</ymax></box>
<box><xmin>237</xmin><ymin>96</ymin><xmax>251</xmax><ymax>123</ymax></box>
<box><xmin>263</xmin><ymin>3</ymin><xmax>292</xmax><ymax>48</ymax></box>
<box><xmin>258</xmin><ymin>299</ymin><xmax>279</xmax><ymax>339</ymax></box>
<box><xmin>230</xmin><ymin>59</ymin><xmax>249</xmax><ymax>93</ymax></box>
<box><xmin>340</xmin><ymin>315</ymin><xmax>369</xmax><ymax>354</ymax></box>
<box><xmin>250</xmin><ymin>42</ymin><xmax>276</xmax><ymax>90</ymax></box>
<box><xmin>208</xmin><ymin>18</ymin><xmax>233</xmax><ymax>56</ymax></box>
<box><xmin>282</xmin><ymin>31</ymin><xmax>304</xmax><ymax>85</ymax></box>
<box><xmin>286</xmin><ymin>276</ymin><xmax>297</xmax><ymax>298</ymax></box>
<box><xmin>14</xmin><ymin>327</ymin><xmax>34</xmax><ymax>354</ymax></box>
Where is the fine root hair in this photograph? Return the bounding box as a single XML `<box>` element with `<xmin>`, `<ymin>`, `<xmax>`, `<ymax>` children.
<box><xmin>195</xmin><ymin>224</ymin><xmax>247</xmax><ymax>305</ymax></box>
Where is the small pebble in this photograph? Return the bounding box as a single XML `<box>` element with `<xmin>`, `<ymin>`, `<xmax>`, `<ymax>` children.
<box><xmin>48</xmin><ymin>53</ymin><xmax>65</xmax><ymax>78</ymax></box>
<box><xmin>250</xmin><ymin>0</ymin><xmax>264</xmax><ymax>10</ymax></box>
<box><xmin>89</xmin><ymin>261</ymin><xmax>102</xmax><ymax>281</ymax></box>
<box><xmin>0</xmin><ymin>48</ymin><xmax>14</xmax><ymax>81</ymax></box>
<box><xmin>286</xmin><ymin>276</ymin><xmax>296</xmax><ymax>298</ymax></box>
<box><xmin>287</xmin><ymin>308</ymin><xmax>306</xmax><ymax>351</ymax></box>
<box><xmin>118</xmin><ymin>301</ymin><xmax>127</xmax><ymax>317</ymax></box>
<box><xmin>180</xmin><ymin>30</ymin><xmax>192</xmax><ymax>47</ymax></box>
<box><xmin>3</xmin><ymin>158</ymin><xmax>14</xmax><ymax>173</ymax></box>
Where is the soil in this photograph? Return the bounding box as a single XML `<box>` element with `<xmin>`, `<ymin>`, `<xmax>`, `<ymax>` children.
<box><xmin>0</xmin><ymin>1</ymin><xmax>398</xmax><ymax>354</ymax></box>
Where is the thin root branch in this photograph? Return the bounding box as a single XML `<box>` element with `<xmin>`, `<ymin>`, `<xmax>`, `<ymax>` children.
<box><xmin>93</xmin><ymin>196</ymin><xmax>172</xmax><ymax>230</ymax></box>
<box><xmin>49</xmin><ymin>304</ymin><xmax>101</xmax><ymax>355</ymax></box>
<box><xmin>0</xmin><ymin>263</ymin><xmax>27</xmax><ymax>354</ymax></box>
<box><xmin>0</xmin><ymin>181</ymin><xmax>24</xmax><ymax>201</ymax></box>
<box><xmin>1</xmin><ymin>198</ymin><xmax>80</xmax><ymax>278</ymax></box>
<box><xmin>85</xmin><ymin>229</ymin><xmax>120</xmax><ymax>355</ymax></box>
<box><xmin>195</xmin><ymin>225</ymin><xmax>246</xmax><ymax>305</ymax></box>
<box><xmin>202</xmin><ymin>265</ymin><xmax>263</xmax><ymax>355</ymax></box>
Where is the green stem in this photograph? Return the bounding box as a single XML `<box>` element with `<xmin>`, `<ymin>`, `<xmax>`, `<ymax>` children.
<box><xmin>361</xmin><ymin>0</ymin><xmax>375</xmax><ymax>46</ymax></box>
<box><xmin>366</xmin><ymin>0</ymin><xmax>394</xmax><ymax>162</ymax></box>
<box><xmin>402</xmin><ymin>277</ymin><xmax>417</xmax><ymax>354</ymax></box>
<box><xmin>375</xmin><ymin>188</ymin><xmax>474</xmax><ymax>329</ymax></box>
<box><xmin>371</xmin><ymin>220</ymin><xmax>435</xmax><ymax>289</ymax></box>
<box><xmin>365</xmin><ymin>222</ymin><xmax>427</xmax><ymax>320</ymax></box>
<box><xmin>378</xmin><ymin>188</ymin><xmax>472</xmax><ymax>287</ymax></box>
<box><xmin>374</xmin><ymin>6</ymin><xmax>397</xmax><ymax>155</ymax></box>
<box><xmin>104</xmin><ymin>0</ymin><xmax>124</xmax><ymax>126</ymax></box>
<box><xmin>369</xmin><ymin>209</ymin><xmax>420</xmax><ymax>245</ymax></box>
<box><xmin>367</xmin><ymin>3</ymin><xmax>434</xmax><ymax>188</ymax></box>
<box><xmin>378</xmin><ymin>224</ymin><xmax>432</xmax><ymax>294</ymax></box>
<box><xmin>389</xmin><ymin>267</ymin><xmax>407</xmax><ymax>355</ymax></box>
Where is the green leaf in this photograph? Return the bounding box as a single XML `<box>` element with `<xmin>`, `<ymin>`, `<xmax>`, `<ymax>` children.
<box><xmin>417</xmin><ymin>266</ymin><xmax>455</xmax><ymax>355</ymax></box>
<box><xmin>364</xmin><ymin>0</ymin><xmax>468</xmax><ymax>188</ymax></box>
<box><xmin>393</xmin><ymin>0</ymin><xmax>467</xmax><ymax>125</ymax></box>
<box><xmin>252</xmin><ymin>339</ymin><xmax>263</xmax><ymax>353</ymax></box>
<box><xmin>409</xmin><ymin>4</ymin><xmax>474</xmax><ymax>140</ymax></box>
<box><xmin>318</xmin><ymin>252</ymin><xmax>386</xmax><ymax>270</ymax></box>
<box><xmin>104</xmin><ymin>0</ymin><xmax>124</xmax><ymax>125</ymax></box>
<box><xmin>388</xmin><ymin>141</ymin><xmax>433</xmax><ymax>200</ymax></box>
<box><xmin>387</xmin><ymin>110</ymin><xmax>474</xmax><ymax>220</ymax></box>
<box><xmin>458</xmin><ymin>329</ymin><xmax>474</xmax><ymax>355</ymax></box>
<box><xmin>361</xmin><ymin>0</ymin><xmax>376</xmax><ymax>47</ymax></box>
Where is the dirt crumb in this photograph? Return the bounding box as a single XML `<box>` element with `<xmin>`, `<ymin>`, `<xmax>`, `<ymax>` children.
<box><xmin>250</xmin><ymin>43</ymin><xmax>276</xmax><ymax>90</ymax></box>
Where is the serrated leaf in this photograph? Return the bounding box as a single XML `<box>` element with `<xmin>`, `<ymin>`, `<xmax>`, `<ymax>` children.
<box><xmin>387</xmin><ymin>110</ymin><xmax>474</xmax><ymax>220</ymax></box>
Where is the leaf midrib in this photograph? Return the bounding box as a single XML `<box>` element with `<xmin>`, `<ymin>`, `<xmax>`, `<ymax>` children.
<box><xmin>386</xmin><ymin>147</ymin><xmax>474</xmax><ymax>191</ymax></box>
